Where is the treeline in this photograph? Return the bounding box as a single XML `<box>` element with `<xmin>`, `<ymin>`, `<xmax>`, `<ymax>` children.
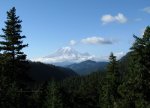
<box><xmin>0</xmin><ymin>7</ymin><xmax>150</xmax><ymax>108</ymax></box>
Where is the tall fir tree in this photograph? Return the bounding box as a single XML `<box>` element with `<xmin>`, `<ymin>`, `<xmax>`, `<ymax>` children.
<box><xmin>118</xmin><ymin>26</ymin><xmax>150</xmax><ymax>108</ymax></box>
<box><xmin>0</xmin><ymin>7</ymin><xmax>28</xmax><ymax>84</ymax></box>
<box><xmin>0</xmin><ymin>7</ymin><xmax>29</xmax><ymax>108</ymax></box>
<box><xmin>101</xmin><ymin>53</ymin><xmax>120</xmax><ymax>108</ymax></box>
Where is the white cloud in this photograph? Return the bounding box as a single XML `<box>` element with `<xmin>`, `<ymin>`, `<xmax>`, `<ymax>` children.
<box><xmin>81</xmin><ymin>36</ymin><xmax>114</xmax><ymax>45</ymax></box>
<box><xmin>142</xmin><ymin>7</ymin><xmax>150</xmax><ymax>14</ymax></box>
<box><xmin>101</xmin><ymin>13</ymin><xmax>127</xmax><ymax>24</ymax></box>
<box><xmin>69</xmin><ymin>40</ymin><xmax>77</xmax><ymax>46</ymax></box>
<box><xmin>115</xmin><ymin>13</ymin><xmax>127</xmax><ymax>23</ymax></box>
<box><xmin>101</xmin><ymin>14</ymin><xmax>115</xmax><ymax>24</ymax></box>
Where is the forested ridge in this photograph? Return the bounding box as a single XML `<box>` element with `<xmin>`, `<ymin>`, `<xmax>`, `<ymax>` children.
<box><xmin>27</xmin><ymin>61</ymin><xmax>78</xmax><ymax>82</ymax></box>
<box><xmin>0</xmin><ymin>7</ymin><xmax>150</xmax><ymax>108</ymax></box>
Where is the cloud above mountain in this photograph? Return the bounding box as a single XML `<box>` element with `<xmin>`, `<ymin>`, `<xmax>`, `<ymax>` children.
<box><xmin>101</xmin><ymin>13</ymin><xmax>127</xmax><ymax>25</ymax></box>
<box><xmin>81</xmin><ymin>36</ymin><xmax>114</xmax><ymax>45</ymax></box>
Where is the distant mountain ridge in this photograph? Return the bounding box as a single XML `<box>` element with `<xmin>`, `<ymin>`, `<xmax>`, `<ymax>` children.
<box><xmin>66</xmin><ymin>60</ymin><xmax>108</xmax><ymax>75</ymax></box>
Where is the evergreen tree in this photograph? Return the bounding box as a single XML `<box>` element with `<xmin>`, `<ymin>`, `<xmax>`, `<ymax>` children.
<box><xmin>28</xmin><ymin>86</ymin><xmax>42</xmax><ymax>108</ymax></box>
<box><xmin>0</xmin><ymin>80</ymin><xmax>20</xmax><ymax>108</ymax></box>
<box><xmin>43</xmin><ymin>80</ymin><xmax>63</xmax><ymax>108</ymax></box>
<box><xmin>118</xmin><ymin>26</ymin><xmax>150</xmax><ymax>108</ymax></box>
<box><xmin>101</xmin><ymin>53</ymin><xmax>120</xmax><ymax>108</ymax></box>
<box><xmin>0</xmin><ymin>7</ymin><xmax>29</xmax><ymax>108</ymax></box>
<box><xmin>0</xmin><ymin>7</ymin><xmax>28</xmax><ymax>85</ymax></box>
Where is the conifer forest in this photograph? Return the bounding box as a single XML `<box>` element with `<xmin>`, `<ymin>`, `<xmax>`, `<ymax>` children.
<box><xmin>0</xmin><ymin>6</ymin><xmax>150</xmax><ymax>108</ymax></box>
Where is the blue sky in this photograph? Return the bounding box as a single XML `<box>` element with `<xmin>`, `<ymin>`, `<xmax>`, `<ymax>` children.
<box><xmin>0</xmin><ymin>0</ymin><xmax>150</xmax><ymax>59</ymax></box>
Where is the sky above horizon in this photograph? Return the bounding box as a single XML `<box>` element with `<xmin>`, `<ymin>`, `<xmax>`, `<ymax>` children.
<box><xmin>0</xmin><ymin>0</ymin><xmax>150</xmax><ymax>60</ymax></box>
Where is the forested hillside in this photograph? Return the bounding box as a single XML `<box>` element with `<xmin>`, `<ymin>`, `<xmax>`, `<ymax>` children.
<box><xmin>0</xmin><ymin>7</ymin><xmax>150</xmax><ymax>108</ymax></box>
<box><xmin>28</xmin><ymin>62</ymin><xmax>77</xmax><ymax>82</ymax></box>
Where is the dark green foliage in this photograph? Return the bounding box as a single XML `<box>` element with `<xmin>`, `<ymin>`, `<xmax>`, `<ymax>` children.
<box><xmin>27</xmin><ymin>62</ymin><xmax>78</xmax><ymax>82</ymax></box>
<box><xmin>101</xmin><ymin>53</ymin><xmax>120</xmax><ymax>108</ymax></box>
<box><xmin>118</xmin><ymin>26</ymin><xmax>150</xmax><ymax>108</ymax></box>
<box><xmin>0</xmin><ymin>7</ymin><xmax>29</xmax><ymax>108</ymax></box>
<box><xmin>0</xmin><ymin>7</ymin><xmax>28</xmax><ymax>85</ymax></box>
<box><xmin>119</xmin><ymin>52</ymin><xmax>132</xmax><ymax>79</ymax></box>
<box><xmin>43</xmin><ymin>80</ymin><xmax>63</xmax><ymax>108</ymax></box>
<box><xmin>27</xmin><ymin>85</ymin><xmax>43</xmax><ymax>108</ymax></box>
<box><xmin>61</xmin><ymin>71</ymin><xmax>105</xmax><ymax>108</ymax></box>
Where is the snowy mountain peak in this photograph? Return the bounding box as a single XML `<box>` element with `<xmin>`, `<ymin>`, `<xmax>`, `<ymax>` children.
<box><xmin>61</xmin><ymin>46</ymin><xmax>73</xmax><ymax>52</ymax></box>
<box><xmin>56</xmin><ymin>47</ymin><xmax>78</xmax><ymax>56</ymax></box>
<box><xmin>32</xmin><ymin>46</ymin><xmax>96</xmax><ymax>65</ymax></box>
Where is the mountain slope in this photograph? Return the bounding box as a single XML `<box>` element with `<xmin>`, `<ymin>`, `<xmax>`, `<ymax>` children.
<box><xmin>27</xmin><ymin>62</ymin><xmax>78</xmax><ymax>82</ymax></box>
<box><xmin>67</xmin><ymin>60</ymin><xmax>108</xmax><ymax>75</ymax></box>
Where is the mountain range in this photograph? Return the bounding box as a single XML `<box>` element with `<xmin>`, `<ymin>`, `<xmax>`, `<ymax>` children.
<box><xmin>31</xmin><ymin>46</ymin><xmax>126</xmax><ymax>75</ymax></box>
<box><xmin>32</xmin><ymin>46</ymin><xmax>124</xmax><ymax>66</ymax></box>
<box><xmin>66</xmin><ymin>60</ymin><xmax>108</xmax><ymax>75</ymax></box>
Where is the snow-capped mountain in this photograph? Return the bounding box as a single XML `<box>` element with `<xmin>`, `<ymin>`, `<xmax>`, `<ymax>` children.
<box><xmin>32</xmin><ymin>47</ymin><xmax>96</xmax><ymax>65</ymax></box>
